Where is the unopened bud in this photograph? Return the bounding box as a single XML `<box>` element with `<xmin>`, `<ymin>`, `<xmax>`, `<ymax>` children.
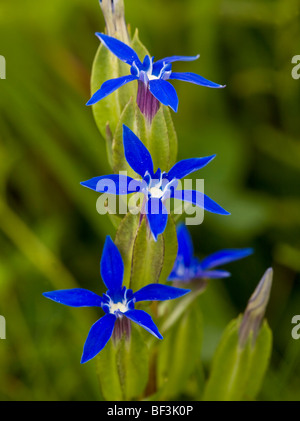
<box><xmin>99</xmin><ymin>0</ymin><xmax>129</xmax><ymax>43</ymax></box>
<box><xmin>239</xmin><ymin>267</ymin><xmax>273</xmax><ymax>348</ymax></box>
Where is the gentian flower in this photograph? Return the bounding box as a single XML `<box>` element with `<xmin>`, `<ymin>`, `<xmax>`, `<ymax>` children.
<box><xmin>168</xmin><ymin>224</ymin><xmax>253</xmax><ymax>282</ymax></box>
<box><xmin>87</xmin><ymin>33</ymin><xmax>225</xmax><ymax>121</ymax></box>
<box><xmin>43</xmin><ymin>236</ymin><xmax>190</xmax><ymax>363</ymax></box>
<box><xmin>81</xmin><ymin>125</ymin><xmax>230</xmax><ymax>241</ymax></box>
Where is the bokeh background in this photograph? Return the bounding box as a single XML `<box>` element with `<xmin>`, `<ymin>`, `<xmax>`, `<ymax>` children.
<box><xmin>0</xmin><ymin>0</ymin><xmax>300</xmax><ymax>400</ymax></box>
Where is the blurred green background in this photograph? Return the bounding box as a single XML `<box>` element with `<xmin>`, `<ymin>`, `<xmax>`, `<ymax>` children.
<box><xmin>0</xmin><ymin>0</ymin><xmax>300</xmax><ymax>400</ymax></box>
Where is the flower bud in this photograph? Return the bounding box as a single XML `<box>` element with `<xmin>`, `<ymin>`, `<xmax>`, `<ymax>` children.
<box><xmin>203</xmin><ymin>268</ymin><xmax>273</xmax><ymax>401</ymax></box>
<box><xmin>239</xmin><ymin>268</ymin><xmax>273</xmax><ymax>348</ymax></box>
<box><xmin>99</xmin><ymin>0</ymin><xmax>129</xmax><ymax>43</ymax></box>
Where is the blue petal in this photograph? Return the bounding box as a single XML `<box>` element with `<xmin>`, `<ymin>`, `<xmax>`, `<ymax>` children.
<box><xmin>81</xmin><ymin>314</ymin><xmax>116</xmax><ymax>363</ymax></box>
<box><xmin>133</xmin><ymin>283</ymin><xmax>190</xmax><ymax>302</ymax></box>
<box><xmin>167</xmin><ymin>156</ymin><xmax>216</xmax><ymax>181</ymax></box>
<box><xmin>80</xmin><ymin>174</ymin><xmax>142</xmax><ymax>195</ymax></box>
<box><xmin>167</xmin><ymin>268</ymin><xmax>189</xmax><ymax>282</ymax></box>
<box><xmin>149</xmin><ymin>79</ymin><xmax>178</xmax><ymax>112</ymax></box>
<box><xmin>96</xmin><ymin>33</ymin><xmax>142</xmax><ymax>66</ymax></box>
<box><xmin>169</xmin><ymin>72</ymin><xmax>225</xmax><ymax>88</ymax></box>
<box><xmin>153</xmin><ymin>55</ymin><xmax>199</xmax><ymax>74</ymax></box>
<box><xmin>100</xmin><ymin>236</ymin><xmax>124</xmax><ymax>291</ymax></box>
<box><xmin>146</xmin><ymin>198</ymin><xmax>168</xmax><ymax>241</ymax></box>
<box><xmin>124</xmin><ymin>309</ymin><xmax>163</xmax><ymax>339</ymax></box>
<box><xmin>200</xmin><ymin>248</ymin><xmax>253</xmax><ymax>270</ymax></box>
<box><xmin>196</xmin><ymin>269</ymin><xmax>231</xmax><ymax>279</ymax></box>
<box><xmin>87</xmin><ymin>75</ymin><xmax>138</xmax><ymax>105</ymax></box>
<box><xmin>171</xmin><ymin>190</ymin><xmax>230</xmax><ymax>215</ymax></box>
<box><xmin>176</xmin><ymin>223</ymin><xmax>194</xmax><ymax>267</ymax></box>
<box><xmin>43</xmin><ymin>289</ymin><xmax>103</xmax><ymax>307</ymax></box>
<box><xmin>123</xmin><ymin>125</ymin><xmax>154</xmax><ymax>178</ymax></box>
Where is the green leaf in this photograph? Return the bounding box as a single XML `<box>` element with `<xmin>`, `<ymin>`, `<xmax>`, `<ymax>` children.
<box><xmin>202</xmin><ymin>316</ymin><xmax>272</xmax><ymax>401</ymax></box>
<box><xmin>112</xmin><ymin>96</ymin><xmax>136</xmax><ymax>175</ymax></box>
<box><xmin>244</xmin><ymin>320</ymin><xmax>272</xmax><ymax>400</ymax></box>
<box><xmin>156</xmin><ymin>298</ymin><xmax>203</xmax><ymax>399</ymax></box>
<box><xmin>95</xmin><ymin>339</ymin><xmax>123</xmax><ymax>401</ymax></box>
<box><xmin>131</xmin><ymin>29</ymin><xmax>150</xmax><ymax>62</ymax></box>
<box><xmin>119</xmin><ymin>324</ymin><xmax>150</xmax><ymax>400</ymax></box>
<box><xmin>90</xmin><ymin>43</ymin><xmax>121</xmax><ymax>140</ymax></box>
<box><xmin>114</xmin><ymin>212</ymin><xmax>140</xmax><ymax>289</ymax></box>
<box><xmin>203</xmin><ymin>317</ymin><xmax>251</xmax><ymax>401</ymax></box>
<box><xmin>147</xmin><ymin>107</ymin><xmax>171</xmax><ymax>171</ymax></box>
<box><xmin>130</xmin><ymin>217</ymin><xmax>164</xmax><ymax>291</ymax></box>
<box><xmin>163</xmin><ymin>106</ymin><xmax>178</xmax><ymax>169</ymax></box>
<box><xmin>95</xmin><ymin>323</ymin><xmax>150</xmax><ymax>401</ymax></box>
<box><xmin>159</xmin><ymin>216</ymin><xmax>178</xmax><ymax>284</ymax></box>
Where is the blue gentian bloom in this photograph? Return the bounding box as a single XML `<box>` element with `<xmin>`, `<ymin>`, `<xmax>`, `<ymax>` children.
<box><xmin>43</xmin><ymin>236</ymin><xmax>190</xmax><ymax>363</ymax></box>
<box><xmin>81</xmin><ymin>125</ymin><xmax>230</xmax><ymax>241</ymax></box>
<box><xmin>168</xmin><ymin>224</ymin><xmax>253</xmax><ymax>282</ymax></box>
<box><xmin>87</xmin><ymin>33</ymin><xmax>225</xmax><ymax>120</ymax></box>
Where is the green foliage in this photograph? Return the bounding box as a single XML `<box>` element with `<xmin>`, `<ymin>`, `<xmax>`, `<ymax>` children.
<box><xmin>114</xmin><ymin>212</ymin><xmax>140</xmax><ymax>289</ymax></box>
<box><xmin>156</xmin><ymin>297</ymin><xmax>203</xmax><ymax>399</ymax></box>
<box><xmin>96</xmin><ymin>325</ymin><xmax>150</xmax><ymax>400</ymax></box>
<box><xmin>203</xmin><ymin>316</ymin><xmax>272</xmax><ymax>401</ymax></box>
<box><xmin>130</xmin><ymin>218</ymin><xmax>164</xmax><ymax>291</ymax></box>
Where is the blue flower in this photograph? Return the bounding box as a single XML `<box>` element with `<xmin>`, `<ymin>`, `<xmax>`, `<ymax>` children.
<box><xmin>81</xmin><ymin>125</ymin><xmax>230</xmax><ymax>241</ymax></box>
<box><xmin>87</xmin><ymin>33</ymin><xmax>225</xmax><ymax>120</ymax></box>
<box><xmin>168</xmin><ymin>224</ymin><xmax>253</xmax><ymax>282</ymax></box>
<box><xmin>43</xmin><ymin>236</ymin><xmax>190</xmax><ymax>363</ymax></box>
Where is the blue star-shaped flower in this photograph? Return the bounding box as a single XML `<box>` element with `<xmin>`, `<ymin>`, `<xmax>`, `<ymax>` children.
<box><xmin>87</xmin><ymin>33</ymin><xmax>225</xmax><ymax>120</ymax></box>
<box><xmin>43</xmin><ymin>236</ymin><xmax>190</xmax><ymax>363</ymax></box>
<box><xmin>168</xmin><ymin>224</ymin><xmax>253</xmax><ymax>282</ymax></box>
<box><xmin>81</xmin><ymin>125</ymin><xmax>230</xmax><ymax>241</ymax></box>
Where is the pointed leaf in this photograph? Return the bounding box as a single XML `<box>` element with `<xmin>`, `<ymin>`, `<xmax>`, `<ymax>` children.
<box><xmin>130</xmin><ymin>218</ymin><xmax>164</xmax><ymax>291</ymax></box>
<box><xmin>114</xmin><ymin>212</ymin><xmax>140</xmax><ymax>289</ymax></box>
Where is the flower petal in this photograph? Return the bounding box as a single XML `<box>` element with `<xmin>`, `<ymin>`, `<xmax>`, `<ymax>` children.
<box><xmin>149</xmin><ymin>79</ymin><xmax>178</xmax><ymax>112</ymax></box>
<box><xmin>153</xmin><ymin>55</ymin><xmax>199</xmax><ymax>73</ymax></box>
<box><xmin>81</xmin><ymin>314</ymin><xmax>116</xmax><ymax>363</ymax></box>
<box><xmin>167</xmin><ymin>156</ymin><xmax>216</xmax><ymax>181</ymax></box>
<box><xmin>96</xmin><ymin>33</ymin><xmax>142</xmax><ymax>66</ymax></box>
<box><xmin>176</xmin><ymin>223</ymin><xmax>194</xmax><ymax>267</ymax></box>
<box><xmin>100</xmin><ymin>236</ymin><xmax>124</xmax><ymax>291</ymax></box>
<box><xmin>133</xmin><ymin>283</ymin><xmax>190</xmax><ymax>302</ymax></box>
<box><xmin>80</xmin><ymin>174</ymin><xmax>142</xmax><ymax>195</ymax></box>
<box><xmin>169</xmin><ymin>72</ymin><xmax>225</xmax><ymax>88</ymax></box>
<box><xmin>43</xmin><ymin>289</ymin><xmax>103</xmax><ymax>307</ymax></box>
<box><xmin>171</xmin><ymin>190</ymin><xmax>230</xmax><ymax>215</ymax></box>
<box><xmin>200</xmin><ymin>248</ymin><xmax>254</xmax><ymax>270</ymax></box>
<box><xmin>146</xmin><ymin>197</ymin><xmax>168</xmax><ymax>241</ymax></box>
<box><xmin>196</xmin><ymin>269</ymin><xmax>231</xmax><ymax>279</ymax></box>
<box><xmin>124</xmin><ymin>309</ymin><xmax>163</xmax><ymax>339</ymax></box>
<box><xmin>123</xmin><ymin>125</ymin><xmax>154</xmax><ymax>178</ymax></box>
<box><xmin>87</xmin><ymin>75</ymin><xmax>138</xmax><ymax>105</ymax></box>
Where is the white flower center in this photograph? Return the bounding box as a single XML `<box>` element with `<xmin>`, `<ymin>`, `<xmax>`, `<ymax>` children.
<box><xmin>177</xmin><ymin>264</ymin><xmax>186</xmax><ymax>277</ymax></box>
<box><xmin>148</xmin><ymin>73</ymin><xmax>159</xmax><ymax>81</ymax></box>
<box><xmin>109</xmin><ymin>302</ymin><xmax>128</xmax><ymax>314</ymax></box>
<box><xmin>149</xmin><ymin>187</ymin><xmax>164</xmax><ymax>198</ymax></box>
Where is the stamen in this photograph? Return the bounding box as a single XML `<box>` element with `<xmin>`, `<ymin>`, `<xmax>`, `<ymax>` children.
<box><xmin>149</xmin><ymin>187</ymin><xmax>164</xmax><ymax>199</ymax></box>
<box><xmin>109</xmin><ymin>301</ymin><xmax>128</xmax><ymax>314</ymax></box>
